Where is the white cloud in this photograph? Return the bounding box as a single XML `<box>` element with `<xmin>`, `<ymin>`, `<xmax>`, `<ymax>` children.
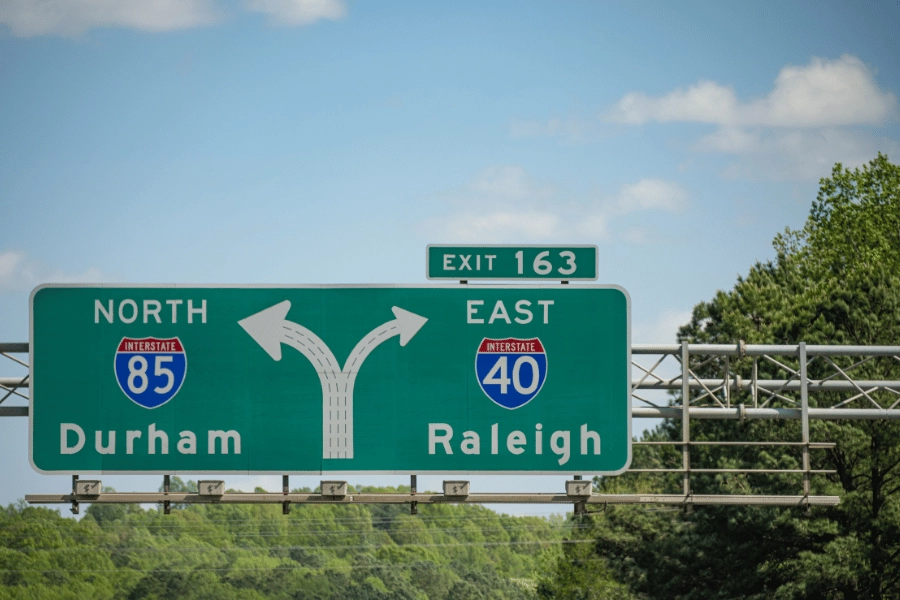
<box><xmin>0</xmin><ymin>0</ymin><xmax>346</xmax><ymax>36</ymax></box>
<box><xmin>750</xmin><ymin>56</ymin><xmax>897</xmax><ymax>127</ymax></box>
<box><xmin>420</xmin><ymin>167</ymin><xmax>687</xmax><ymax>243</ymax></box>
<box><xmin>609</xmin><ymin>80</ymin><xmax>739</xmax><ymax>127</ymax></box>
<box><xmin>614</xmin><ymin>179</ymin><xmax>687</xmax><ymax>213</ymax></box>
<box><xmin>0</xmin><ymin>250</ymin><xmax>103</xmax><ymax>291</ymax></box>
<box><xmin>692</xmin><ymin>126</ymin><xmax>759</xmax><ymax>153</ymax></box>
<box><xmin>607</xmin><ymin>56</ymin><xmax>898</xmax><ymax>128</ymax></box>
<box><xmin>602</xmin><ymin>55</ymin><xmax>899</xmax><ymax>181</ymax></box>
<box><xmin>573</xmin><ymin>214</ymin><xmax>609</xmax><ymax>239</ymax></box>
<box><xmin>419</xmin><ymin>166</ymin><xmax>562</xmax><ymax>243</ymax></box>
<box><xmin>437</xmin><ymin>211</ymin><xmax>563</xmax><ymax>243</ymax></box>
<box><xmin>695</xmin><ymin>127</ymin><xmax>900</xmax><ymax>182</ymax></box>
<box><xmin>0</xmin><ymin>250</ymin><xmax>25</xmax><ymax>290</ymax></box>
<box><xmin>0</xmin><ymin>0</ymin><xmax>222</xmax><ymax>37</ymax></box>
<box><xmin>467</xmin><ymin>165</ymin><xmax>549</xmax><ymax>201</ymax></box>
<box><xmin>244</xmin><ymin>0</ymin><xmax>344</xmax><ymax>26</ymax></box>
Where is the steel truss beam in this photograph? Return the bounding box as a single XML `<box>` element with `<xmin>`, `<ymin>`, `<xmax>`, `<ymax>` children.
<box><xmin>633</xmin><ymin>407</ymin><xmax>900</xmax><ymax>419</ymax></box>
<box><xmin>6</xmin><ymin>342</ymin><xmax>900</xmax><ymax>417</ymax></box>
<box><xmin>6</xmin><ymin>341</ymin><xmax>897</xmax><ymax>508</ymax></box>
<box><xmin>24</xmin><ymin>492</ymin><xmax>840</xmax><ymax>507</ymax></box>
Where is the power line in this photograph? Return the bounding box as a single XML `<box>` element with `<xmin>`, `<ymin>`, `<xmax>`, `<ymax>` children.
<box><xmin>3</xmin><ymin>525</ymin><xmax>574</xmax><ymax>551</ymax></box>
<box><xmin>4</xmin><ymin>538</ymin><xmax>588</xmax><ymax>554</ymax></box>
<box><xmin>0</xmin><ymin>508</ymin><xmax>564</xmax><ymax>523</ymax></box>
<box><xmin>0</xmin><ymin>539</ymin><xmax>595</xmax><ymax>572</ymax></box>
<box><xmin>0</xmin><ymin>511</ymin><xmax>564</xmax><ymax>528</ymax></box>
<box><xmin>0</xmin><ymin>521</ymin><xmax>571</xmax><ymax>535</ymax></box>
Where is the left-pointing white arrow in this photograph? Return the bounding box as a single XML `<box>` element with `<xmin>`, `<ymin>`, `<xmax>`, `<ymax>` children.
<box><xmin>238</xmin><ymin>301</ymin><xmax>428</xmax><ymax>459</ymax></box>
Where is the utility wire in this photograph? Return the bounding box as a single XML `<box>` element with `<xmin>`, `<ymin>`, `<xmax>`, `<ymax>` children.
<box><xmin>0</xmin><ymin>512</ymin><xmax>564</xmax><ymax>529</ymax></box>
<box><xmin>1</xmin><ymin>538</ymin><xmax>589</xmax><ymax>555</ymax></box>
<box><xmin>0</xmin><ymin>539</ymin><xmax>594</xmax><ymax>573</ymax></box>
<box><xmin>2</xmin><ymin>524</ymin><xmax>575</xmax><ymax>552</ymax></box>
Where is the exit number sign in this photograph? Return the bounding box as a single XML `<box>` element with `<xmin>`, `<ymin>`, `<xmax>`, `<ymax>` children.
<box><xmin>426</xmin><ymin>245</ymin><xmax>598</xmax><ymax>281</ymax></box>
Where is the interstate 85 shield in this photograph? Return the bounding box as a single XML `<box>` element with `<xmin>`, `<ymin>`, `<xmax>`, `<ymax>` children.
<box><xmin>475</xmin><ymin>337</ymin><xmax>547</xmax><ymax>409</ymax></box>
<box><xmin>114</xmin><ymin>337</ymin><xmax>187</xmax><ymax>409</ymax></box>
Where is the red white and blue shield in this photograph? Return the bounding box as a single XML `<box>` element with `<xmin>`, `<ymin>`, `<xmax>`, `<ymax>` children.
<box><xmin>475</xmin><ymin>337</ymin><xmax>548</xmax><ymax>410</ymax></box>
<box><xmin>114</xmin><ymin>337</ymin><xmax>187</xmax><ymax>409</ymax></box>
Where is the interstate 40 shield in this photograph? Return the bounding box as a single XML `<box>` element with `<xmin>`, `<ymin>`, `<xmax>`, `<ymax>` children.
<box><xmin>476</xmin><ymin>337</ymin><xmax>547</xmax><ymax>409</ymax></box>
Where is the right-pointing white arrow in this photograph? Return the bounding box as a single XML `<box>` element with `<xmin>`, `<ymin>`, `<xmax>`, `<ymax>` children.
<box><xmin>343</xmin><ymin>306</ymin><xmax>428</xmax><ymax>376</ymax></box>
<box><xmin>238</xmin><ymin>301</ymin><xmax>428</xmax><ymax>459</ymax></box>
<box><xmin>393</xmin><ymin>306</ymin><xmax>428</xmax><ymax>346</ymax></box>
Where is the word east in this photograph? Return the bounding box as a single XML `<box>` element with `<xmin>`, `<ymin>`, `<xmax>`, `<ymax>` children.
<box><xmin>428</xmin><ymin>423</ymin><xmax>599</xmax><ymax>465</ymax></box>
<box><xmin>60</xmin><ymin>423</ymin><xmax>240</xmax><ymax>455</ymax></box>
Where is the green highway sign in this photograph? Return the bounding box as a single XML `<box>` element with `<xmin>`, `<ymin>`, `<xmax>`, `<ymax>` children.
<box><xmin>426</xmin><ymin>245</ymin><xmax>598</xmax><ymax>280</ymax></box>
<box><xmin>30</xmin><ymin>284</ymin><xmax>630</xmax><ymax>475</ymax></box>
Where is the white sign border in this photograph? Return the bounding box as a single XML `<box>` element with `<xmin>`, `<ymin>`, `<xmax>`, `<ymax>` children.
<box><xmin>29</xmin><ymin>283</ymin><xmax>631</xmax><ymax>477</ymax></box>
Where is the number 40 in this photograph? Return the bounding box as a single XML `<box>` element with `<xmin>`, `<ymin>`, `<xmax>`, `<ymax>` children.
<box><xmin>515</xmin><ymin>250</ymin><xmax>576</xmax><ymax>276</ymax></box>
<box><xmin>483</xmin><ymin>355</ymin><xmax>540</xmax><ymax>395</ymax></box>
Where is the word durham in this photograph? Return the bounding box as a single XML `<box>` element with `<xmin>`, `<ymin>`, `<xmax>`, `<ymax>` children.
<box><xmin>60</xmin><ymin>423</ymin><xmax>241</xmax><ymax>456</ymax></box>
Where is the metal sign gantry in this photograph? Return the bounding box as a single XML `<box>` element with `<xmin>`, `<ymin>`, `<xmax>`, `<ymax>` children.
<box><xmin>5</xmin><ymin>341</ymin><xmax>900</xmax><ymax>510</ymax></box>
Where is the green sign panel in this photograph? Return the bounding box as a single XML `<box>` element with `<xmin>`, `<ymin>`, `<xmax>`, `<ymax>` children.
<box><xmin>30</xmin><ymin>284</ymin><xmax>630</xmax><ymax>475</ymax></box>
<box><xmin>426</xmin><ymin>245</ymin><xmax>598</xmax><ymax>280</ymax></box>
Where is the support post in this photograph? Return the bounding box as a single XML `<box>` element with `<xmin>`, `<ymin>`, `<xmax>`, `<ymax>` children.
<box><xmin>283</xmin><ymin>475</ymin><xmax>290</xmax><ymax>515</ymax></box>
<box><xmin>573</xmin><ymin>474</ymin><xmax>586</xmax><ymax>516</ymax></box>
<box><xmin>410</xmin><ymin>475</ymin><xmax>417</xmax><ymax>515</ymax></box>
<box><xmin>800</xmin><ymin>343</ymin><xmax>810</xmax><ymax>506</ymax></box>
<box><xmin>71</xmin><ymin>475</ymin><xmax>79</xmax><ymax>515</ymax></box>
<box><xmin>752</xmin><ymin>357</ymin><xmax>758</xmax><ymax>407</ymax></box>
<box><xmin>163</xmin><ymin>475</ymin><xmax>170</xmax><ymax>515</ymax></box>
<box><xmin>682</xmin><ymin>342</ymin><xmax>691</xmax><ymax>507</ymax></box>
<box><xmin>724</xmin><ymin>356</ymin><xmax>731</xmax><ymax>408</ymax></box>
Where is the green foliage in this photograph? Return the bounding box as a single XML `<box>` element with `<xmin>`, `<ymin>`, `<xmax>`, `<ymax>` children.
<box><xmin>543</xmin><ymin>154</ymin><xmax>900</xmax><ymax>599</ymax></box>
<box><xmin>0</xmin><ymin>486</ymin><xmax>566</xmax><ymax>599</ymax></box>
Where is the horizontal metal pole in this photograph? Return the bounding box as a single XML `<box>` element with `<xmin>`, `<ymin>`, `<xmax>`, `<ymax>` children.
<box><xmin>633</xmin><ymin>344</ymin><xmax>900</xmax><ymax>357</ymax></box>
<box><xmin>0</xmin><ymin>343</ymin><xmax>28</xmax><ymax>353</ymax></box>
<box><xmin>634</xmin><ymin>379</ymin><xmax>900</xmax><ymax>391</ymax></box>
<box><xmin>617</xmin><ymin>494</ymin><xmax>838</xmax><ymax>506</ymax></box>
<box><xmin>2</xmin><ymin>406</ymin><xmax>899</xmax><ymax>419</ymax></box>
<box><xmin>25</xmin><ymin>492</ymin><xmax>839</xmax><ymax>507</ymax></box>
<box><xmin>4</xmin><ymin>377</ymin><xmax>897</xmax><ymax>392</ymax></box>
<box><xmin>6</xmin><ymin>377</ymin><xmax>898</xmax><ymax>392</ymax></box>
<box><xmin>6</xmin><ymin>343</ymin><xmax>899</xmax><ymax>357</ymax></box>
<box><xmin>627</xmin><ymin>468</ymin><xmax>836</xmax><ymax>474</ymax></box>
<box><xmin>2</xmin><ymin>407</ymin><xmax>899</xmax><ymax>420</ymax></box>
<box><xmin>633</xmin><ymin>407</ymin><xmax>900</xmax><ymax>419</ymax></box>
<box><xmin>635</xmin><ymin>441</ymin><xmax>835</xmax><ymax>448</ymax></box>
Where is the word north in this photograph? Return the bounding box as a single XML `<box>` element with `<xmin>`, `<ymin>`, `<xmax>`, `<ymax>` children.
<box><xmin>60</xmin><ymin>423</ymin><xmax>240</xmax><ymax>456</ymax></box>
<box><xmin>428</xmin><ymin>423</ymin><xmax>600</xmax><ymax>466</ymax></box>
<box><xmin>94</xmin><ymin>299</ymin><xmax>208</xmax><ymax>324</ymax></box>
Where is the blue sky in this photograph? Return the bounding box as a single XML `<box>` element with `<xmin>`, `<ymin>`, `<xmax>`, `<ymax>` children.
<box><xmin>1</xmin><ymin>0</ymin><xmax>898</xmax><ymax>515</ymax></box>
